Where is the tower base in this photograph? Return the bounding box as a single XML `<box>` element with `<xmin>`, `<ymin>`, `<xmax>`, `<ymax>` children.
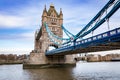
<box><xmin>23</xmin><ymin>52</ymin><xmax>76</xmax><ymax>69</ymax></box>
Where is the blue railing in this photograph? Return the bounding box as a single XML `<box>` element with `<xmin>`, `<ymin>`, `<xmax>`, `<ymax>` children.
<box><xmin>46</xmin><ymin>27</ymin><xmax>120</xmax><ymax>55</ymax></box>
<box><xmin>75</xmin><ymin>27</ymin><xmax>120</xmax><ymax>45</ymax></box>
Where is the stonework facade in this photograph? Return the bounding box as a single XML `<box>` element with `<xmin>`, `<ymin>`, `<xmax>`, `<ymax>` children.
<box><xmin>38</xmin><ymin>4</ymin><xmax>63</xmax><ymax>53</ymax></box>
<box><xmin>24</xmin><ymin>4</ymin><xmax>75</xmax><ymax>67</ymax></box>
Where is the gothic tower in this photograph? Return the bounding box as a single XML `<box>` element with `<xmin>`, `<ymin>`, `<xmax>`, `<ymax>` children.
<box><xmin>23</xmin><ymin>4</ymin><xmax>75</xmax><ymax>68</ymax></box>
<box><xmin>35</xmin><ymin>4</ymin><xmax>63</xmax><ymax>53</ymax></box>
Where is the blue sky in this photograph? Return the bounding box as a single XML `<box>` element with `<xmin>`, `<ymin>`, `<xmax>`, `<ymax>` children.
<box><xmin>0</xmin><ymin>0</ymin><xmax>120</xmax><ymax>54</ymax></box>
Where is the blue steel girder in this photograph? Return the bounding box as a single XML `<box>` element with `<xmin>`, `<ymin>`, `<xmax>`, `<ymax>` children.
<box><xmin>77</xmin><ymin>0</ymin><xmax>120</xmax><ymax>38</ymax></box>
<box><xmin>75</xmin><ymin>0</ymin><xmax>117</xmax><ymax>40</ymax></box>
<box><xmin>46</xmin><ymin>27</ymin><xmax>120</xmax><ymax>55</ymax></box>
<box><xmin>59</xmin><ymin>0</ymin><xmax>120</xmax><ymax>46</ymax></box>
<box><xmin>61</xmin><ymin>25</ymin><xmax>75</xmax><ymax>38</ymax></box>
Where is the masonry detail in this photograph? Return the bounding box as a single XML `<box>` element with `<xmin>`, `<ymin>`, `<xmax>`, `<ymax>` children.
<box><xmin>23</xmin><ymin>4</ymin><xmax>75</xmax><ymax>68</ymax></box>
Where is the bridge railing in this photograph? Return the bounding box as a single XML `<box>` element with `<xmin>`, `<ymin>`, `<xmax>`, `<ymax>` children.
<box><xmin>75</xmin><ymin>27</ymin><xmax>120</xmax><ymax>45</ymax></box>
<box><xmin>46</xmin><ymin>27</ymin><xmax>120</xmax><ymax>55</ymax></box>
<box><xmin>60</xmin><ymin>27</ymin><xmax>120</xmax><ymax>48</ymax></box>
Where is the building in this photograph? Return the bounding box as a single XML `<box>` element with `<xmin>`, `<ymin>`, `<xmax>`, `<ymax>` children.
<box><xmin>23</xmin><ymin>4</ymin><xmax>75</xmax><ymax>68</ymax></box>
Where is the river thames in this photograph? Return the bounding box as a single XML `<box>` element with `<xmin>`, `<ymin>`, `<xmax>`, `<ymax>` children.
<box><xmin>0</xmin><ymin>62</ymin><xmax>120</xmax><ymax>80</ymax></box>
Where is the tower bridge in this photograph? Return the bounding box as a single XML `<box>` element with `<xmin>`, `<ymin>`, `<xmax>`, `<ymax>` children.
<box><xmin>23</xmin><ymin>0</ymin><xmax>120</xmax><ymax>68</ymax></box>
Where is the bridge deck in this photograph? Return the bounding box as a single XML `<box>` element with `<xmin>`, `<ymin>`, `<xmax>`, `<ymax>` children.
<box><xmin>46</xmin><ymin>27</ymin><xmax>120</xmax><ymax>55</ymax></box>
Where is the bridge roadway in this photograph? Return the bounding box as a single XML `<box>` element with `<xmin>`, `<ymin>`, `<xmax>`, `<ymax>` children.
<box><xmin>46</xmin><ymin>27</ymin><xmax>120</xmax><ymax>55</ymax></box>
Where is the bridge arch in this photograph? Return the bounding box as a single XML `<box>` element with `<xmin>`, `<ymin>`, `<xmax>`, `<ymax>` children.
<box><xmin>46</xmin><ymin>44</ymin><xmax>58</xmax><ymax>51</ymax></box>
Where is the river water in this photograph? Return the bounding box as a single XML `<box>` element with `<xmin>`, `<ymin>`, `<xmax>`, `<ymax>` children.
<box><xmin>0</xmin><ymin>62</ymin><xmax>120</xmax><ymax>80</ymax></box>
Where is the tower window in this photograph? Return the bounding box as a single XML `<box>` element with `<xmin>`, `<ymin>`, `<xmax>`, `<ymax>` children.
<box><xmin>51</xmin><ymin>22</ymin><xmax>56</xmax><ymax>25</ymax></box>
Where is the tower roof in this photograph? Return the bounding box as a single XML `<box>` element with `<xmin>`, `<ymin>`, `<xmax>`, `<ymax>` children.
<box><xmin>47</xmin><ymin>4</ymin><xmax>58</xmax><ymax>16</ymax></box>
<box><xmin>50</xmin><ymin>3</ymin><xmax>54</xmax><ymax>7</ymax></box>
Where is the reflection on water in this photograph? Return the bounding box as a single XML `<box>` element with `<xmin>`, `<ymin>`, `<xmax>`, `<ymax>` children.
<box><xmin>26</xmin><ymin>68</ymin><xmax>73</xmax><ymax>80</ymax></box>
<box><xmin>0</xmin><ymin>62</ymin><xmax>120</xmax><ymax>80</ymax></box>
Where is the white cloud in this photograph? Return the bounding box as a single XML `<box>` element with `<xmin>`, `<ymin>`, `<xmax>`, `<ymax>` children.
<box><xmin>0</xmin><ymin>8</ymin><xmax>41</xmax><ymax>29</ymax></box>
<box><xmin>20</xmin><ymin>31</ymin><xmax>34</xmax><ymax>40</ymax></box>
<box><xmin>0</xmin><ymin>48</ymin><xmax>32</xmax><ymax>54</ymax></box>
<box><xmin>0</xmin><ymin>31</ymin><xmax>34</xmax><ymax>40</ymax></box>
<box><xmin>0</xmin><ymin>14</ymin><xmax>28</xmax><ymax>28</ymax></box>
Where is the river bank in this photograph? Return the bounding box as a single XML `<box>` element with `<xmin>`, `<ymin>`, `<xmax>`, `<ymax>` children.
<box><xmin>0</xmin><ymin>60</ymin><xmax>23</xmax><ymax>65</ymax></box>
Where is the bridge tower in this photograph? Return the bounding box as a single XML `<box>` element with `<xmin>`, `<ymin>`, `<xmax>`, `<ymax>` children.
<box><xmin>23</xmin><ymin>4</ymin><xmax>75</xmax><ymax>68</ymax></box>
<box><xmin>35</xmin><ymin>4</ymin><xmax>63</xmax><ymax>53</ymax></box>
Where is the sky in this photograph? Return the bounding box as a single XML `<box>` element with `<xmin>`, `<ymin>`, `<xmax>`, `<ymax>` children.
<box><xmin>0</xmin><ymin>0</ymin><xmax>120</xmax><ymax>55</ymax></box>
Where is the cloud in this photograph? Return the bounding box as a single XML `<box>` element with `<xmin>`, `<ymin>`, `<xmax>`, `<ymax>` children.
<box><xmin>0</xmin><ymin>14</ymin><xmax>27</xmax><ymax>28</ymax></box>
<box><xmin>0</xmin><ymin>31</ymin><xmax>34</xmax><ymax>40</ymax></box>
<box><xmin>0</xmin><ymin>48</ymin><xmax>32</xmax><ymax>54</ymax></box>
<box><xmin>20</xmin><ymin>32</ymin><xmax>34</xmax><ymax>38</ymax></box>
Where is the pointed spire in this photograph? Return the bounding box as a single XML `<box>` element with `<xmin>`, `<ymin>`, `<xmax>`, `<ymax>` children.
<box><xmin>60</xmin><ymin>8</ymin><xmax>63</xmax><ymax>15</ymax></box>
<box><xmin>59</xmin><ymin>8</ymin><xmax>63</xmax><ymax>18</ymax></box>
<box><xmin>45</xmin><ymin>4</ymin><xmax>46</xmax><ymax>9</ymax></box>
<box><xmin>60</xmin><ymin>8</ymin><xmax>62</xmax><ymax>11</ymax></box>
<box><xmin>44</xmin><ymin>4</ymin><xmax>47</xmax><ymax>11</ymax></box>
<box><xmin>42</xmin><ymin>4</ymin><xmax>47</xmax><ymax>16</ymax></box>
<box><xmin>60</xmin><ymin>8</ymin><xmax>63</xmax><ymax>14</ymax></box>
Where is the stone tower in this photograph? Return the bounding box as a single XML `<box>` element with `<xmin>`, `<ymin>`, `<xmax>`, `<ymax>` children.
<box><xmin>35</xmin><ymin>4</ymin><xmax>63</xmax><ymax>53</ymax></box>
<box><xmin>23</xmin><ymin>4</ymin><xmax>75</xmax><ymax>68</ymax></box>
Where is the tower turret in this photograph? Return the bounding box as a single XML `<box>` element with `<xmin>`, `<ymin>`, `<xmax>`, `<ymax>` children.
<box><xmin>59</xmin><ymin>8</ymin><xmax>63</xmax><ymax>25</ymax></box>
<box><xmin>42</xmin><ymin>5</ymin><xmax>47</xmax><ymax>24</ymax></box>
<box><xmin>59</xmin><ymin>8</ymin><xmax>63</xmax><ymax>19</ymax></box>
<box><xmin>42</xmin><ymin>5</ymin><xmax>47</xmax><ymax>17</ymax></box>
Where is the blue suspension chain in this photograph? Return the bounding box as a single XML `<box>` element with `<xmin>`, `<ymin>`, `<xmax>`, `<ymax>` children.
<box><xmin>44</xmin><ymin>23</ymin><xmax>61</xmax><ymax>45</ymax></box>
<box><xmin>44</xmin><ymin>23</ymin><xmax>70</xmax><ymax>40</ymax></box>
<box><xmin>75</xmin><ymin>0</ymin><xmax>120</xmax><ymax>40</ymax></box>
<box><xmin>75</xmin><ymin>0</ymin><xmax>116</xmax><ymax>39</ymax></box>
